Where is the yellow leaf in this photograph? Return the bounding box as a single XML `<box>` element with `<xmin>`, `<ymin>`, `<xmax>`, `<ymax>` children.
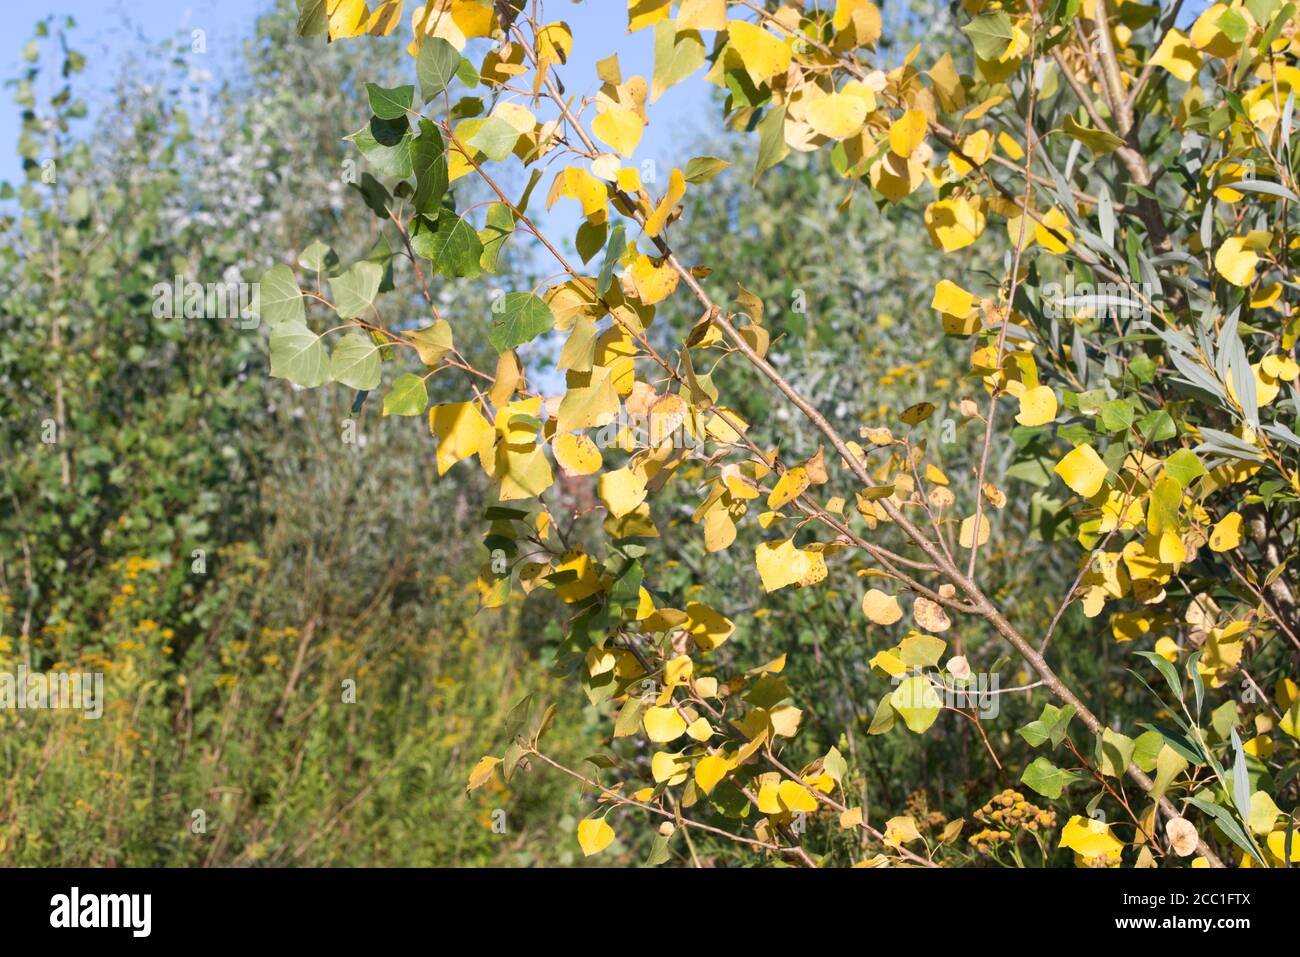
<box><xmin>888</xmin><ymin>109</ymin><xmax>927</xmax><ymax>158</ymax></box>
<box><xmin>466</xmin><ymin>755</ymin><xmax>501</xmax><ymax>791</ymax></box>
<box><xmin>592</xmin><ymin>107</ymin><xmax>644</xmax><ymax>158</ymax></box>
<box><xmin>577</xmin><ymin>817</ymin><xmax>615</xmax><ymax>856</ymax></box>
<box><xmin>1035</xmin><ymin>206</ymin><xmax>1074</xmax><ymax>254</ymax></box>
<box><xmin>644</xmin><ymin>168</ymin><xmax>686</xmax><ymax>237</ymax></box>
<box><xmin>959</xmin><ymin>513</ymin><xmax>990</xmax><ymax>549</ymax></box>
<box><xmin>1059</xmin><ymin>815</ymin><xmax>1125</xmax><ymax>861</ymax></box>
<box><xmin>1055</xmin><ymin>443</ymin><xmax>1109</xmax><ymax>497</ymax></box>
<box><xmin>726</xmin><ymin>21</ymin><xmax>792</xmax><ymax>82</ymax></box>
<box><xmin>599</xmin><ymin>467</ymin><xmax>649</xmax><ymax>517</ymax></box>
<box><xmin>1016</xmin><ymin>385</ymin><xmax>1058</xmax><ymax>426</ymax></box>
<box><xmin>695</xmin><ymin>754</ymin><xmax>729</xmax><ymax>793</ymax></box>
<box><xmin>1150</xmin><ymin>27</ymin><xmax>1202</xmax><ymax>82</ymax></box>
<box><xmin>651</xmin><ymin>750</ymin><xmax>690</xmax><ymax>785</ymax></box>
<box><xmin>628</xmin><ymin>0</ymin><xmax>671</xmax><ymax>32</ymax></box>
<box><xmin>686</xmin><ymin>717</ymin><xmax>713</xmax><ymax>741</ymax></box>
<box><xmin>755</xmin><ymin>538</ymin><xmax>824</xmax><ymax>592</ymax></box>
<box><xmin>327</xmin><ymin>0</ymin><xmax>369</xmax><ymax>39</ymax></box>
<box><xmin>1215</xmin><ymin>236</ymin><xmax>1259</xmax><ymax>287</ymax></box>
<box><xmin>768</xmin><ymin>467</ymin><xmax>810</xmax><ymax>509</ymax></box>
<box><xmin>629</xmin><ymin>254</ymin><xmax>679</xmax><ymax>304</ymax></box>
<box><xmin>430</xmin><ymin>402</ymin><xmax>495</xmax><ymax>476</ymax></box>
<box><xmin>1209</xmin><ymin>511</ymin><xmax>1243</xmax><ymax>552</ymax></box>
<box><xmin>808</xmin><ymin>92</ymin><xmax>869</xmax><ymax>140</ymax></box>
<box><xmin>778</xmin><ymin>780</ymin><xmax>820</xmax><ymax>813</ymax></box>
<box><xmin>685</xmin><ymin>601</ymin><xmax>735</xmax><ymax>651</ymax></box>
<box><xmin>862</xmin><ymin>588</ymin><xmax>903</xmax><ymax>625</ymax></box>
<box><xmin>925</xmin><ymin>198</ymin><xmax>986</xmax><ymax>251</ymax></box>
<box><xmin>553</xmin><ymin>432</ymin><xmax>603</xmax><ymax>476</ymax></box>
<box><xmin>643</xmin><ymin>706</ymin><xmax>688</xmax><ymax>743</ymax></box>
<box><xmin>931</xmin><ymin>279</ymin><xmax>976</xmax><ymax>318</ymax></box>
<box><xmin>679</xmin><ymin>0</ymin><xmax>726</xmax><ymax>30</ymax></box>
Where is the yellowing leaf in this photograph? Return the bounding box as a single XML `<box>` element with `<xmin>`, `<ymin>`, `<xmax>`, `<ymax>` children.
<box><xmin>643</xmin><ymin>706</ymin><xmax>688</xmax><ymax>743</ymax></box>
<box><xmin>1209</xmin><ymin>511</ymin><xmax>1243</xmax><ymax>552</ymax></box>
<box><xmin>1215</xmin><ymin>236</ymin><xmax>1259</xmax><ymax>287</ymax></box>
<box><xmin>1055</xmin><ymin>443</ymin><xmax>1108</xmax><ymax>497</ymax></box>
<box><xmin>599</xmin><ymin>466</ymin><xmax>649</xmax><ymax>517</ymax></box>
<box><xmin>577</xmin><ymin>816</ymin><xmax>615</xmax><ymax>856</ymax></box>
<box><xmin>592</xmin><ymin>107</ymin><xmax>644</xmax><ymax>158</ymax></box>
<box><xmin>890</xmin><ymin>674</ymin><xmax>941</xmax><ymax>733</ymax></box>
<box><xmin>430</xmin><ymin>402</ymin><xmax>495</xmax><ymax>475</ymax></box>
<box><xmin>808</xmin><ymin>92</ymin><xmax>869</xmax><ymax>140</ymax></box>
<box><xmin>1016</xmin><ymin>385</ymin><xmax>1057</xmax><ymax>426</ymax></box>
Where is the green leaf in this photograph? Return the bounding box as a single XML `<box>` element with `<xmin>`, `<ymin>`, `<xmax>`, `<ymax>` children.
<box><xmin>1063</xmin><ymin>115</ymin><xmax>1124</xmax><ymax>156</ymax></box>
<box><xmin>295</xmin><ymin>0</ymin><xmax>326</xmax><ymax>36</ymax></box>
<box><xmin>299</xmin><ymin>240</ymin><xmax>338</xmax><ymax>272</ymax></box>
<box><xmin>329</xmin><ymin>261</ymin><xmax>383</xmax><ymax>320</ymax></box>
<box><xmin>418</xmin><ymin>38</ymin><xmax>461</xmax><ymax>102</ymax></box>
<box><xmin>1134</xmin><ymin>650</ymin><xmax>1183</xmax><ymax>704</ymax></box>
<box><xmin>413</xmin><ymin>213</ymin><xmax>483</xmax><ymax>278</ymax></box>
<box><xmin>1021</xmin><ymin>756</ymin><xmax>1075</xmax><ymax>799</ymax></box>
<box><xmin>466</xmin><ymin>116</ymin><xmax>520</xmax><ymax>162</ymax></box>
<box><xmin>1018</xmin><ymin>702</ymin><xmax>1075</xmax><ymax>748</ymax></box>
<box><xmin>651</xmin><ymin>20</ymin><xmax>705</xmax><ymax>103</ymax></box>
<box><xmin>1164</xmin><ymin>448</ymin><xmax>1206</xmax><ymax>488</ymax></box>
<box><xmin>489</xmin><ymin>293</ymin><xmax>555</xmax><ymax>353</ymax></box>
<box><xmin>478</xmin><ymin>202</ymin><xmax>516</xmax><ymax>273</ymax></box>
<box><xmin>270</xmin><ymin>321</ymin><xmax>331</xmax><ymax>387</ymax></box>
<box><xmin>366</xmin><ymin>82</ymin><xmax>414</xmax><ymax>120</ymax></box>
<box><xmin>384</xmin><ymin>372</ymin><xmax>428</xmax><ymax>416</ymax></box>
<box><xmin>597</xmin><ymin>222</ymin><xmax>626</xmax><ymax>299</ymax></box>
<box><xmin>345</xmin><ymin>116</ymin><xmax>414</xmax><ymax>179</ymax></box>
<box><xmin>1099</xmin><ymin>398</ymin><xmax>1134</xmax><ymax>433</ymax></box>
<box><xmin>683</xmin><ymin>155</ymin><xmax>731</xmax><ymax>184</ymax></box>
<box><xmin>260</xmin><ymin>264</ymin><xmax>304</xmax><ymax>326</ymax></box>
<box><xmin>330</xmin><ymin>332</ymin><xmax>382</xmax><ymax>391</ymax></box>
<box><xmin>1098</xmin><ymin>727</ymin><xmax>1136</xmax><ymax>778</ymax></box>
<box><xmin>962</xmin><ymin>10</ymin><xmax>1014</xmax><ymax>61</ymax></box>
<box><xmin>1186</xmin><ymin>795</ymin><xmax>1266</xmax><ymax>865</ymax></box>
<box><xmin>412</xmin><ymin>120</ymin><xmax>450</xmax><ymax>216</ymax></box>
<box><xmin>754</xmin><ymin>106</ymin><xmax>789</xmax><ymax>184</ymax></box>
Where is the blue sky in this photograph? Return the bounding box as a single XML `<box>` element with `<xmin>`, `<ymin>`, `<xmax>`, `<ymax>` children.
<box><xmin>0</xmin><ymin>1</ymin><xmax>718</xmax><ymax>192</ymax></box>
